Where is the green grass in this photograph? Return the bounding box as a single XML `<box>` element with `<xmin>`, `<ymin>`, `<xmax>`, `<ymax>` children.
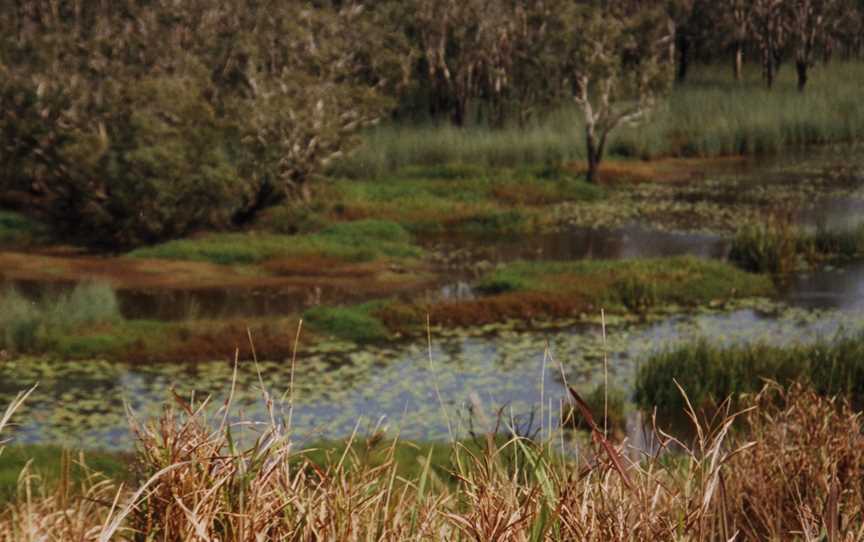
<box><xmin>634</xmin><ymin>333</ymin><xmax>864</xmax><ymax>418</ymax></box>
<box><xmin>298</xmin><ymin>433</ymin><xmax>536</xmax><ymax>489</ymax></box>
<box><xmin>323</xmin><ymin>164</ymin><xmax>603</xmax><ymax>234</ymax></box>
<box><xmin>128</xmin><ymin>219</ymin><xmax>423</xmax><ymax>265</ymax></box>
<box><xmin>476</xmin><ymin>256</ymin><xmax>774</xmax><ymax>310</ymax></box>
<box><xmin>0</xmin><ymin>283</ymin><xmax>123</xmax><ymax>354</ymax></box>
<box><xmin>303</xmin><ymin>301</ymin><xmax>391</xmax><ymax>343</ymax></box>
<box><xmin>331</xmin><ymin>62</ymin><xmax>864</xmax><ymax>178</ymax></box>
<box><xmin>0</xmin><ymin>445</ymin><xmax>130</xmax><ymax>504</ymax></box>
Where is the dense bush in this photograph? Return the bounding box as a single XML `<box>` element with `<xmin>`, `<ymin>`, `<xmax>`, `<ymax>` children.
<box><xmin>0</xmin><ymin>0</ymin><xmax>402</xmax><ymax>248</ymax></box>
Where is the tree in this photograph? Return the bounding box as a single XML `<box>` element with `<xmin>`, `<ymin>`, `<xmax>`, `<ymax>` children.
<box><xmin>787</xmin><ymin>0</ymin><xmax>843</xmax><ymax>91</ymax></box>
<box><xmin>750</xmin><ymin>0</ymin><xmax>787</xmax><ymax>88</ymax></box>
<box><xmin>720</xmin><ymin>0</ymin><xmax>755</xmax><ymax>80</ymax></box>
<box><xmin>413</xmin><ymin>0</ymin><xmax>521</xmax><ymax>126</ymax></box>
<box><xmin>565</xmin><ymin>5</ymin><xmax>674</xmax><ymax>183</ymax></box>
<box><xmin>0</xmin><ymin>0</ymin><xmax>403</xmax><ymax>248</ymax></box>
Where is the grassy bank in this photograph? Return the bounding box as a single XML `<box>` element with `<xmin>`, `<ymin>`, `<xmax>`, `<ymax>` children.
<box><xmin>0</xmin><ymin>284</ymin><xmax>315</xmax><ymax>361</ymax></box>
<box><xmin>304</xmin><ymin>256</ymin><xmax>774</xmax><ymax>342</ymax></box>
<box><xmin>128</xmin><ymin>219</ymin><xmax>424</xmax><ymax>265</ymax></box>
<box><xmin>635</xmin><ymin>333</ymin><xmax>864</xmax><ymax>418</ymax></box>
<box><xmin>332</xmin><ymin>62</ymin><xmax>864</xmax><ymax>178</ymax></box>
<box><xmin>315</xmin><ymin>164</ymin><xmax>604</xmax><ymax>235</ymax></box>
<box><xmin>2</xmin><ymin>381</ymin><xmax>862</xmax><ymax>540</ymax></box>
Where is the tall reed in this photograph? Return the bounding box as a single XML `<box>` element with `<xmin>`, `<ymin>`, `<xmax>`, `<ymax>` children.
<box><xmin>2</xmin><ymin>380</ymin><xmax>862</xmax><ymax>540</ymax></box>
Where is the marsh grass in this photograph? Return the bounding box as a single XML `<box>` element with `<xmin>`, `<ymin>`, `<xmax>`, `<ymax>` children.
<box><xmin>730</xmin><ymin>218</ymin><xmax>864</xmax><ymax>274</ymax></box>
<box><xmin>304</xmin><ymin>257</ymin><xmax>773</xmax><ymax>340</ymax></box>
<box><xmin>320</xmin><ymin>164</ymin><xmax>603</xmax><ymax>235</ymax></box>
<box><xmin>128</xmin><ymin>219</ymin><xmax>423</xmax><ymax>265</ymax></box>
<box><xmin>2</xmin><ymin>379</ymin><xmax>862</xmax><ymax>540</ymax></box>
<box><xmin>303</xmin><ymin>301</ymin><xmax>392</xmax><ymax>343</ymax></box>
<box><xmin>332</xmin><ymin>62</ymin><xmax>864</xmax><ymax>178</ymax></box>
<box><xmin>634</xmin><ymin>333</ymin><xmax>864</xmax><ymax>418</ymax></box>
<box><xmin>0</xmin><ymin>283</ymin><xmax>121</xmax><ymax>353</ymax></box>
<box><xmin>475</xmin><ymin>256</ymin><xmax>773</xmax><ymax>309</ymax></box>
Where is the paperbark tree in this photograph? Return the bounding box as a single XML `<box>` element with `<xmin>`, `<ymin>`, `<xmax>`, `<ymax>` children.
<box><xmin>750</xmin><ymin>0</ymin><xmax>787</xmax><ymax>88</ymax></box>
<box><xmin>787</xmin><ymin>0</ymin><xmax>843</xmax><ymax>91</ymax></box>
<box><xmin>565</xmin><ymin>5</ymin><xmax>674</xmax><ymax>183</ymax></box>
<box><xmin>0</xmin><ymin>0</ymin><xmax>402</xmax><ymax>247</ymax></box>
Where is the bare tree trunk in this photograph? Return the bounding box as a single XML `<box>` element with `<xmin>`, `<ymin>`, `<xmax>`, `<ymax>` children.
<box><xmin>734</xmin><ymin>43</ymin><xmax>744</xmax><ymax>81</ymax></box>
<box><xmin>796</xmin><ymin>59</ymin><xmax>808</xmax><ymax>92</ymax></box>
<box><xmin>676</xmin><ymin>32</ymin><xmax>690</xmax><ymax>82</ymax></box>
<box><xmin>763</xmin><ymin>48</ymin><xmax>776</xmax><ymax>89</ymax></box>
<box><xmin>585</xmin><ymin>128</ymin><xmax>607</xmax><ymax>184</ymax></box>
<box><xmin>451</xmin><ymin>96</ymin><xmax>467</xmax><ymax>127</ymax></box>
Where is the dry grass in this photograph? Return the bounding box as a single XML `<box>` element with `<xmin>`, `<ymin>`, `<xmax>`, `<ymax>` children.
<box><xmin>1</xmin><ymin>381</ymin><xmax>862</xmax><ymax>541</ymax></box>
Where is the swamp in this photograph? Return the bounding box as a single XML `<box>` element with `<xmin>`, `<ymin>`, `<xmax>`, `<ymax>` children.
<box><xmin>3</xmin><ymin>1</ymin><xmax>864</xmax><ymax>539</ymax></box>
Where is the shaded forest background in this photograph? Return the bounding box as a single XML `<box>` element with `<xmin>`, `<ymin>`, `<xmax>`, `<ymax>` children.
<box><xmin>1</xmin><ymin>0</ymin><xmax>862</xmax><ymax>248</ymax></box>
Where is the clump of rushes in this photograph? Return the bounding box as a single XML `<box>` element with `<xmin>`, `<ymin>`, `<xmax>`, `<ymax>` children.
<box><xmin>730</xmin><ymin>217</ymin><xmax>864</xmax><ymax>274</ymax></box>
<box><xmin>729</xmin><ymin>218</ymin><xmax>799</xmax><ymax>274</ymax></box>
<box><xmin>634</xmin><ymin>333</ymin><xmax>864</xmax><ymax>418</ymax></box>
<box><xmin>2</xmin><ymin>381</ymin><xmax>863</xmax><ymax>539</ymax></box>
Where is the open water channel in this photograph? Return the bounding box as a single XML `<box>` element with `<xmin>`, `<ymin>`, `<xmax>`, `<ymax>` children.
<box><xmin>3</xmin><ymin>148</ymin><xmax>864</xmax><ymax>450</ymax></box>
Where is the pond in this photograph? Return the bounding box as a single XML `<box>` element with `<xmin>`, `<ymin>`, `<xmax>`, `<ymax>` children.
<box><xmin>3</xmin><ymin>147</ymin><xmax>864</xmax><ymax>450</ymax></box>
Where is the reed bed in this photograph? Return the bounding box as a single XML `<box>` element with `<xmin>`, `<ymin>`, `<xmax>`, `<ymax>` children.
<box><xmin>1</xmin><ymin>379</ymin><xmax>863</xmax><ymax>540</ymax></box>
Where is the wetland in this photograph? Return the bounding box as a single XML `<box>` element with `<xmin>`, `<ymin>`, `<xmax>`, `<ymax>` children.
<box><xmin>3</xmin><ymin>144</ymin><xmax>864</xmax><ymax>451</ymax></box>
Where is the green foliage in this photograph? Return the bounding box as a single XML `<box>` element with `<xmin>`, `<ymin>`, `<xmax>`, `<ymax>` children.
<box><xmin>303</xmin><ymin>302</ymin><xmax>390</xmax><ymax>343</ymax></box>
<box><xmin>0</xmin><ymin>211</ymin><xmax>44</xmax><ymax>245</ymax></box>
<box><xmin>0</xmin><ymin>283</ymin><xmax>122</xmax><ymax>353</ymax></box>
<box><xmin>256</xmin><ymin>205</ymin><xmax>330</xmax><ymax>235</ymax></box>
<box><xmin>128</xmin><ymin>220</ymin><xmax>422</xmax><ymax>265</ymax></box>
<box><xmin>0</xmin><ymin>0</ymin><xmax>401</xmax><ymax>248</ymax></box>
<box><xmin>634</xmin><ymin>333</ymin><xmax>864</xmax><ymax>417</ymax></box>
